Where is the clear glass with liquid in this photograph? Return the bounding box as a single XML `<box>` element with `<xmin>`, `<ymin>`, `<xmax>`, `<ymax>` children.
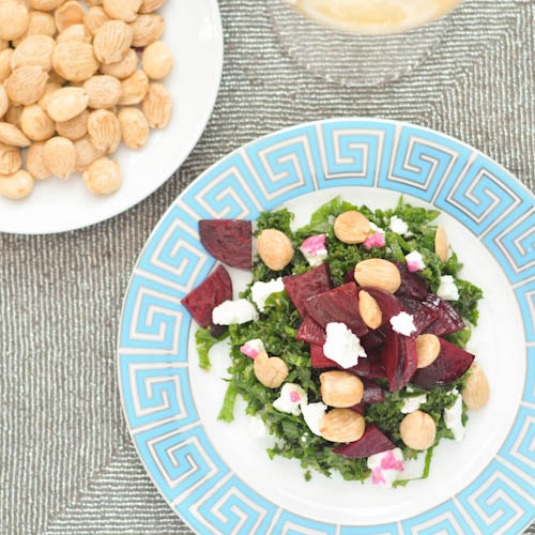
<box><xmin>269</xmin><ymin>0</ymin><xmax>464</xmax><ymax>87</ymax></box>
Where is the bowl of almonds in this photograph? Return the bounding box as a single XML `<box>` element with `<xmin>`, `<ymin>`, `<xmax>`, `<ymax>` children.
<box><xmin>0</xmin><ymin>0</ymin><xmax>223</xmax><ymax>234</ymax></box>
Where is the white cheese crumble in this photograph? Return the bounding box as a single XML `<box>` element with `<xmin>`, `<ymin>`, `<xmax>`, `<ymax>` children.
<box><xmin>405</xmin><ymin>251</ymin><xmax>425</xmax><ymax>272</ymax></box>
<box><xmin>390</xmin><ymin>312</ymin><xmax>417</xmax><ymax>337</ymax></box>
<box><xmin>444</xmin><ymin>390</ymin><xmax>465</xmax><ymax>442</ymax></box>
<box><xmin>437</xmin><ymin>275</ymin><xmax>460</xmax><ymax>301</ymax></box>
<box><xmin>212</xmin><ymin>299</ymin><xmax>258</xmax><ymax>325</ymax></box>
<box><xmin>367</xmin><ymin>448</ymin><xmax>405</xmax><ymax>487</ymax></box>
<box><xmin>273</xmin><ymin>383</ymin><xmax>307</xmax><ymax>416</ymax></box>
<box><xmin>240</xmin><ymin>338</ymin><xmax>265</xmax><ymax>359</ymax></box>
<box><xmin>389</xmin><ymin>216</ymin><xmax>409</xmax><ymax>235</ymax></box>
<box><xmin>251</xmin><ymin>277</ymin><xmax>284</xmax><ymax>312</ymax></box>
<box><xmin>369</xmin><ymin>222</ymin><xmax>385</xmax><ymax>236</ymax></box>
<box><xmin>301</xmin><ymin>402</ymin><xmax>327</xmax><ymax>436</ymax></box>
<box><xmin>401</xmin><ymin>394</ymin><xmax>427</xmax><ymax>414</ymax></box>
<box><xmin>299</xmin><ymin>234</ymin><xmax>328</xmax><ymax>267</ymax></box>
<box><xmin>323</xmin><ymin>322</ymin><xmax>367</xmax><ymax>369</ymax></box>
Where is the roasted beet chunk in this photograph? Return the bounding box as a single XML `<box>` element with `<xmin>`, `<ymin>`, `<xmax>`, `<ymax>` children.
<box><xmin>362</xmin><ymin>378</ymin><xmax>385</xmax><ymax>404</ymax></box>
<box><xmin>399</xmin><ymin>296</ymin><xmax>440</xmax><ymax>335</ymax></box>
<box><xmin>283</xmin><ymin>263</ymin><xmax>332</xmax><ymax>317</ymax></box>
<box><xmin>348</xmin><ymin>350</ymin><xmax>386</xmax><ymax>379</ymax></box>
<box><xmin>296</xmin><ymin>316</ymin><xmax>326</xmax><ymax>346</ymax></box>
<box><xmin>381</xmin><ymin>329</ymin><xmax>418</xmax><ymax>392</ymax></box>
<box><xmin>199</xmin><ymin>219</ymin><xmax>252</xmax><ymax>270</ymax></box>
<box><xmin>360</xmin><ymin>329</ymin><xmax>387</xmax><ymax>352</ymax></box>
<box><xmin>424</xmin><ymin>295</ymin><xmax>465</xmax><ymax>336</ymax></box>
<box><xmin>360</xmin><ymin>287</ymin><xmax>404</xmax><ymax>327</ymax></box>
<box><xmin>310</xmin><ymin>344</ymin><xmax>338</xmax><ymax>369</ymax></box>
<box><xmin>332</xmin><ymin>425</ymin><xmax>395</xmax><ymax>458</ymax></box>
<box><xmin>182</xmin><ymin>265</ymin><xmax>232</xmax><ymax>328</ymax></box>
<box><xmin>395</xmin><ymin>262</ymin><xmax>428</xmax><ymax>300</ymax></box>
<box><xmin>411</xmin><ymin>337</ymin><xmax>474</xmax><ymax>388</ymax></box>
<box><xmin>305</xmin><ymin>282</ymin><xmax>368</xmax><ymax>337</ymax></box>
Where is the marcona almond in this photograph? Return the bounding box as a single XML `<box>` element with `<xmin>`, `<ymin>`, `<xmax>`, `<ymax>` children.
<box><xmin>93</xmin><ymin>20</ymin><xmax>133</xmax><ymax>65</ymax></box>
<box><xmin>6</xmin><ymin>65</ymin><xmax>48</xmax><ymax>105</ymax></box>
<box><xmin>86</xmin><ymin>0</ymin><xmax>103</xmax><ymax>5</ymax></box>
<box><xmin>0</xmin><ymin>2</ymin><xmax>29</xmax><ymax>41</ymax></box>
<box><xmin>320</xmin><ymin>371</ymin><xmax>364</xmax><ymax>408</ymax></box>
<box><xmin>29</xmin><ymin>0</ymin><xmax>67</xmax><ymax>10</ymax></box>
<box><xmin>400</xmin><ymin>410</ymin><xmax>436</xmax><ymax>450</ymax></box>
<box><xmin>5</xmin><ymin>105</ymin><xmax>23</xmax><ymax>127</ymax></box>
<box><xmin>0</xmin><ymin>169</ymin><xmax>34</xmax><ymax>199</ymax></box>
<box><xmin>130</xmin><ymin>14</ymin><xmax>164</xmax><ymax>47</ymax></box>
<box><xmin>45</xmin><ymin>86</ymin><xmax>88</xmax><ymax>122</ymax></box>
<box><xmin>0</xmin><ymin>85</ymin><xmax>8</xmax><ymax>119</ymax></box>
<box><xmin>0</xmin><ymin>142</ymin><xmax>22</xmax><ymax>175</ymax></box>
<box><xmin>48</xmin><ymin>71</ymin><xmax>65</xmax><ymax>85</ymax></box>
<box><xmin>11</xmin><ymin>35</ymin><xmax>55</xmax><ymax>72</ymax></box>
<box><xmin>0</xmin><ymin>49</ymin><xmax>13</xmax><ymax>83</ymax></box>
<box><xmin>56</xmin><ymin>109</ymin><xmax>89</xmax><ymax>140</ymax></box>
<box><xmin>319</xmin><ymin>409</ymin><xmax>365</xmax><ymax>443</ymax></box>
<box><xmin>435</xmin><ymin>225</ymin><xmax>449</xmax><ymax>262</ymax></box>
<box><xmin>84</xmin><ymin>6</ymin><xmax>109</xmax><ymax>36</ymax></box>
<box><xmin>354</xmin><ymin>259</ymin><xmax>401</xmax><ymax>294</ymax></box>
<box><xmin>0</xmin><ymin>41</ymin><xmax>7</xmax><ymax>52</ymax></box>
<box><xmin>257</xmin><ymin>228</ymin><xmax>294</xmax><ymax>271</ymax></box>
<box><xmin>358</xmin><ymin>290</ymin><xmax>382</xmax><ymax>329</ymax></box>
<box><xmin>26</xmin><ymin>141</ymin><xmax>51</xmax><ymax>179</ymax></box>
<box><xmin>54</xmin><ymin>0</ymin><xmax>85</xmax><ymax>33</ymax></box>
<box><xmin>83</xmin><ymin>156</ymin><xmax>121</xmax><ymax>194</ymax></box>
<box><xmin>56</xmin><ymin>24</ymin><xmax>91</xmax><ymax>44</ymax></box>
<box><xmin>100</xmin><ymin>48</ymin><xmax>137</xmax><ymax>79</ymax></box>
<box><xmin>18</xmin><ymin>11</ymin><xmax>56</xmax><ymax>41</ymax></box>
<box><xmin>142</xmin><ymin>40</ymin><xmax>173</xmax><ymax>80</ymax></box>
<box><xmin>20</xmin><ymin>104</ymin><xmax>55</xmax><ymax>141</ymax></box>
<box><xmin>462</xmin><ymin>364</ymin><xmax>490</xmax><ymax>410</ymax></box>
<box><xmin>103</xmin><ymin>0</ymin><xmax>141</xmax><ymax>22</ymax></box>
<box><xmin>38</xmin><ymin>81</ymin><xmax>61</xmax><ymax>109</ymax></box>
<box><xmin>87</xmin><ymin>108</ymin><xmax>121</xmax><ymax>153</ymax></box>
<box><xmin>52</xmin><ymin>41</ymin><xmax>99</xmax><ymax>82</ymax></box>
<box><xmin>43</xmin><ymin>136</ymin><xmax>75</xmax><ymax>178</ymax></box>
<box><xmin>73</xmin><ymin>135</ymin><xmax>104</xmax><ymax>171</ymax></box>
<box><xmin>334</xmin><ymin>210</ymin><xmax>371</xmax><ymax>244</ymax></box>
<box><xmin>119</xmin><ymin>69</ymin><xmax>149</xmax><ymax>105</ymax></box>
<box><xmin>139</xmin><ymin>0</ymin><xmax>165</xmax><ymax>13</ymax></box>
<box><xmin>83</xmin><ymin>75</ymin><xmax>122</xmax><ymax>109</ymax></box>
<box><xmin>0</xmin><ymin>122</ymin><xmax>31</xmax><ymax>147</ymax></box>
<box><xmin>118</xmin><ymin>107</ymin><xmax>148</xmax><ymax>149</ymax></box>
<box><xmin>415</xmin><ymin>334</ymin><xmax>441</xmax><ymax>368</ymax></box>
<box><xmin>141</xmin><ymin>82</ymin><xmax>170</xmax><ymax>128</ymax></box>
<box><xmin>253</xmin><ymin>353</ymin><xmax>289</xmax><ymax>389</ymax></box>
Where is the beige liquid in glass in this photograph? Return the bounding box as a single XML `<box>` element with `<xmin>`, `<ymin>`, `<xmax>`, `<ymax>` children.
<box><xmin>289</xmin><ymin>0</ymin><xmax>463</xmax><ymax>35</ymax></box>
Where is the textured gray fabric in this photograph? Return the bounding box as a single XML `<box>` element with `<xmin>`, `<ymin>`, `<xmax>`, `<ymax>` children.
<box><xmin>0</xmin><ymin>0</ymin><xmax>534</xmax><ymax>533</ymax></box>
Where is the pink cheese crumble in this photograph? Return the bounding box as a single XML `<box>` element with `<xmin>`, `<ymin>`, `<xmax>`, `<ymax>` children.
<box><xmin>240</xmin><ymin>339</ymin><xmax>264</xmax><ymax>359</ymax></box>
<box><xmin>301</xmin><ymin>234</ymin><xmax>326</xmax><ymax>255</ymax></box>
<box><xmin>380</xmin><ymin>450</ymin><xmax>405</xmax><ymax>471</ymax></box>
<box><xmin>364</xmin><ymin>232</ymin><xmax>386</xmax><ymax>249</ymax></box>
<box><xmin>289</xmin><ymin>391</ymin><xmax>301</xmax><ymax>403</ymax></box>
<box><xmin>371</xmin><ymin>468</ymin><xmax>387</xmax><ymax>486</ymax></box>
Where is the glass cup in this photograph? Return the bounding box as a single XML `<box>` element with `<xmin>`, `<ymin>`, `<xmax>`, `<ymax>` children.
<box><xmin>268</xmin><ymin>0</ymin><xmax>464</xmax><ymax>87</ymax></box>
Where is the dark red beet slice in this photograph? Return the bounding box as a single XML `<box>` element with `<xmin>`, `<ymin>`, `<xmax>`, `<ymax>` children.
<box><xmin>381</xmin><ymin>329</ymin><xmax>418</xmax><ymax>392</ymax></box>
<box><xmin>283</xmin><ymin>263</ymin><xmax>333</xmax><ymax>317</ymax></box>
<box><xmin>199</xmin><ymin>219</ymin><xmax>252</xmax><ymax>270</ymax></box>
<box><xmin>310</xmin><ymin>344</ymin><xmax>338</xmax><ymax>369</ymax></box>
<box><xmin>296</xmin><ymin>316</ymin><xmax>326</xmax><ymax>346</ymax></box>
<box><xmin>399</xmin><ymin>296</ymin><xmax>440</xmax><ymax>335</ymax></box>
<box><xmin>349</xmin><ymin>402</ymin><xmax>366</xmax><ymax>415</ymax></box>
<box><xmin>425</xmin><ymin>296</ymin><xmax>465</xmax><ymax>337</ymax></box>
<box><xmin>332</xmin><ymin>425</ymin><xmax>395</xmax><ymax>458</ymax></box>
<box><xmin>362</xmin><ymin>378</ymin><xmax>385</xmax><ymax>404</ymax></box>
<box><xmin>182</xmin><ymin>265</ymin><xmax>232</xmax><ymax>328</ymax></box>
<box><xmin>348</xmin><ymin>350</ymin><xmax>386</xmax><ymax>379</ymax></box>
<box><xmin>411</xmin><ymin>337</ymin><xmax>474</xmax><ymax>388</ymax></box>
<box><xmin>360</xmin><ymin>329</ymin><xmax>387</xmax><ymax>352</ymax></box>
<box><xmin>304</xmin><ymin>283</ymin><xmax>368</xmax><ymax>337</ymax></box>
<box><xmin>360</xmin><ymin>287</ymin><xmax>405</xmax><ymax>327</ymax></box>
<box><xmin>395</xmin><ymin>262</ymin><xmax>428</xmax><ymax>300</ymax></box>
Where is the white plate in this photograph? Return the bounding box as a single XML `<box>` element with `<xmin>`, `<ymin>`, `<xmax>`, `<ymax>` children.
<box><xmin>0</xmin><ymin>0</ymin><xmax>223</xmax><ymax>235</ymax></box>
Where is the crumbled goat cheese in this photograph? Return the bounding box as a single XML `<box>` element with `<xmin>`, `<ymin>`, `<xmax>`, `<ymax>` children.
<box><xmin>300</xmin><ymin>234</ymin><xmax>328</xmax><ymax>267</ymax></box>
<box><xmin>401</xmin><ymin>394</ymin><xmax>427</xmax><ymax>414</ymax></box>
<box><xmin>390</xmin><ymin>312</ymin><xmax>417</xmax><ymax>337</ymax></box>
<box><xmin>251</xmin><ymin>278</ymin><xmax>284</xmax><ymax>312</ymax></box>
<box><xmin>444</xmin><ymin>390</ymin><xmax>465</xmax><ymax>442</ymax></box>
<box><xmin>389</xmin><ymin>216</ymin><xmax>409</xmax><ymax>235</ymax></box>
<box><xmin>240</xmin><ymin>339</ymin><xmax>265</xmax><ymax>359</ymax></box>
<box><xmin>301</xmin><ymin>402</ymin><xmax>327</xmax><ymax>436</ymax></box>
<box><xmin>437</xmin><ymin>275</ymin><xmax>459</xmax><ymax>301</ymax></box>
<box><xmin>212</xmin><ymin>299</ymin><xmax>258</xmax><ymax>325</ymax></box>
<box><xmin>323</xmin><ymin>322</ymin><xmax>367</xmax><ymax>368</ymax></box>
<box><xmin>405</xmin><ymin>251</ymin><xmax>425</xmax><ymax>272</ymax></box>
<box><xmin>367</xmin><ymin>448</ymin><xmax>405</xmax><ymax>487</ymax></box>
<box><xmin>273</xmin><ymin>383</ymin><xmax>307</xmax><ymax>416</ymax></box>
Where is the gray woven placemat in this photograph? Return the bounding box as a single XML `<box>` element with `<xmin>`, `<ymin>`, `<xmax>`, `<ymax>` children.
<box><xmin>1</xmin><ymin>0</ymin><xmax>534</xmax><ymax>533</ymax></box>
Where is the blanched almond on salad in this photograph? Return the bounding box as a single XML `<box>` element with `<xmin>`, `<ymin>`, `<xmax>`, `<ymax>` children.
<box><xmin>354</xmin><ymin>259</ymin><xmax>401</xmax><ymax>294</ymax></box>
<box><xmin>333</xmin><ymin>210</ymin><xmax>370</xmax><ymax>244</ymax></box>
<box><xmin>257</xmin><ymin>228</ymin><xmax>294</xmax><ymax>271</ymax></box>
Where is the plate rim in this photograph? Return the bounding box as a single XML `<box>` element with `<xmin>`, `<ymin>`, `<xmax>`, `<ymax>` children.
<box><xmin>117</xmin><ymin>117</ymin><xmax>535</xmax><ymax>534</ymax></box>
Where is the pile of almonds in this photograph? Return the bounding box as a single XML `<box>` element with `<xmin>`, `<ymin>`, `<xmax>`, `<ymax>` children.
<box><xmin>0</xmin><ymin>0</ymin><xmax>173</xmax><ymax>199</ymax></box>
